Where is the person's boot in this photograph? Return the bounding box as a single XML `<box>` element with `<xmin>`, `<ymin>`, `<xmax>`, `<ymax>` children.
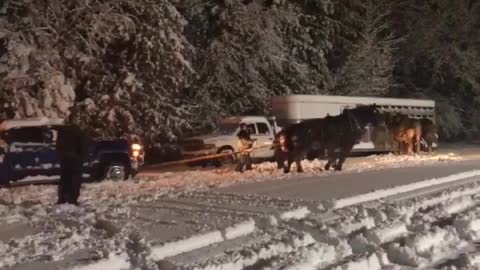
<box><xmin>235</xmin><ymin>163</ymin><xmax>243</xmax><ymax>172</ymax></box>
<box><xmin>57</xmin><ymin>190</ymin><xmax>66</xmax><ymax>204</ymax></box>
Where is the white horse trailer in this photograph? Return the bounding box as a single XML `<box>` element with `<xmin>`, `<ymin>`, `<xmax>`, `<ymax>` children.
<box><xmin>271</xmin><ymin>95</ymin><xmax>436</xmax><ymax>153</ymax></box>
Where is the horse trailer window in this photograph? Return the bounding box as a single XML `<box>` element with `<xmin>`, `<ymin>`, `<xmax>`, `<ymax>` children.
<box><xmin>257</xmin><ymin>123</ymin><xmax>270</xmax><ymax>135</ymax></box>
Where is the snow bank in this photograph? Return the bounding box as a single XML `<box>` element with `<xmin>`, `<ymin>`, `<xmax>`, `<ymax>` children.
<box><xmin>224</xmin><ymin>219</ymin><xmax>256</xmax><ymax>240</ymax></box>
<box><xmin>281</xmin><ymin>243</ymin><xmax>337</xmax><ymax>270</ymax></box>
<box><xmin>336</xmin><ymin>217</ymin><xmax>376</xmax><ymax>236</ymax></box>
<box><xmin>71</xmin><ymin>253</ymin><xmax>130</xmax><ymax>270</ymax></box>
<box><xmin>280</xmin><ymin>207</ymin><xmax>311</xmax><ymax>220</ymax></box>
<box><xmin>408</xmin><ymin>227</ymin><xmax>454</xmax><ymax>255</ymax></box>
<box><xmin>454</xmin><ymin>209</ymin><xmax>480</xmax><ymax>240</ymax></box>
<box><xmin>466</xmin><ymin>252</ymin><xmax>480</xmax><ymax>267</ymax></box>
<box><xmin>365</xmin><ymin>222</ymin><xmax>408</xmax><ymax>245</ymax></box>
<box><xmin>332</xmin><ymin>253</ymin><xmax>382</xmax><ymax>270</ymax></box>
<box><xmin>330</xmin><ymin>169</ymin><xmax>480</xmax><ymax>209</ymax></box>
<box><xmin>149</xmin><ymin>231</ymin><xmax>224</xmax><ymax>261</ymax></box>
<box><xmin>150</xmin><ymin>219</ymin><xmax>257</xmax><ymax>261</ymax></box>
<box><xmin>197</xmin><ymin>232</ymin><xmax>318</xmax><ymax>270</ymax></box>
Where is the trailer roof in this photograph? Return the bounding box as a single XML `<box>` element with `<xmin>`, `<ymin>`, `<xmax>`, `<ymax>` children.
<box><xmin>272</xmin><ymin>95</ymin><xmax>435</xmax><ymax>107</ymax></box>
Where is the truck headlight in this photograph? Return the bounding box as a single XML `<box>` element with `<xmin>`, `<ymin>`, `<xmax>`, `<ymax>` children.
<box><xmin>131</xmin><ymin>143</ymin><xmax>142</xmax><ymax>157</ymax></box>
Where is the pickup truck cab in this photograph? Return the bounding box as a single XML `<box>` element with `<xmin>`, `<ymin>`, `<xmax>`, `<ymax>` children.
<box><xmin>0</xmin><ymin>118</ymin><xmax>144</xmax><ymax>185</ymax></box>
<box><xmin>180</xmin><ymin>116</ymin><xmax>280</xmax><ymax>165</ymax></box>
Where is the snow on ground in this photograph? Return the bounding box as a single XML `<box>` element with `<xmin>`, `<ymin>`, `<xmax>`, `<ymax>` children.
<box><xmin>139</xmin><ymin>152</ymin><xmax>463</xmax><ymax>192</ymax></box>
<box><xmin>0</xmin><ymin>153</ymin><xmax>479</xmax><ymax>270</ymax></box>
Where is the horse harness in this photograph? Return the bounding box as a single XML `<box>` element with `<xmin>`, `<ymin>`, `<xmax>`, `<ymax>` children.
<box><xmin>345</xmin><ymin>110</ymin><xmax>362</xmax><ymax>134</ymax></box>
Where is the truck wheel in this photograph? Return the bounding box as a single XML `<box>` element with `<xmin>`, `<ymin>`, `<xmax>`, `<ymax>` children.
<box><xmin>213</xmin><ymin>148</ymin><xmax>236</xmax><ymax>167</ymax></box>
<box><xmin>104</xmin><ymin>162</ymin><xmax>128</xmax><ymax>181</ymax></box>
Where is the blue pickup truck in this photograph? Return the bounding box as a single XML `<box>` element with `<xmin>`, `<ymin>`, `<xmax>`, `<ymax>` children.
<box><xmin>0</xmin><ymin>118</ymin><xmax>144</xmax><ymax>186</ymax></box>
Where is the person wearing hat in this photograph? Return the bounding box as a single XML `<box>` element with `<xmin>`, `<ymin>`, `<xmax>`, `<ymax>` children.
<box><xmin>236</xmin><ymin>123</ymin><xmax>255</xmax><ymax>172</ymax></box>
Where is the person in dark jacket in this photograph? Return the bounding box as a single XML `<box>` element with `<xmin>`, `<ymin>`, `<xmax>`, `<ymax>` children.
<box><xmin>55</xmin><ymin>125</ymin><xmax>90</xmax><ymax>205</ymax></box>
<box><xmin>235</xmin><ymin>123</ymin><xmax>255</xmax><ymax>172</ymax></box>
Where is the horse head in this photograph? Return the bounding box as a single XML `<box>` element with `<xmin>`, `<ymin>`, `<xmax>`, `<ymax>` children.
<box><xmin>383</xmin><ymin>112</ymin><xmax>396</xmax><ymax>127</ymax></box>
<box><xmin>344</xmin><ymin>104</ymin><xmax>380</xmax><ymax>128</ymax></box>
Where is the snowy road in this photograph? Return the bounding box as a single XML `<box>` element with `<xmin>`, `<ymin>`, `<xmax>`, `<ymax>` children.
<box><xmin>2</xmin><ymin>149</ymin><xmax>480</xmax><ymax>269</ymax></box>
<box><xmin>217</xmin><ymin>159</ymin><xmax>480</xmax><ymax>201</ymax></box>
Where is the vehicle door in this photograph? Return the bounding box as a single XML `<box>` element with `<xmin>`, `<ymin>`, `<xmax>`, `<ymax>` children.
<box><xmin>249</xmin><ymin>122</ymin><xmax>275</xmax><ymax>158</ymax></box>
<box><xmin>41</xmin><ymin>126</ymin><xmax>61</xmax><ymax>177</ymax></box>
<box><xmin>5</xmin><ymin>127</ymin><xmax>58</xmax><ymax>182</ymax></box>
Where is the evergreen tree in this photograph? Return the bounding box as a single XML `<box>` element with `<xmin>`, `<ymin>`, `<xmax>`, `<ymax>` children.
<box><xmin>334</xmin><ymin>0</ymin><xmax>399</xmax><ymax>96</ymax></box>
<box><xmin>0</xmin><ymin>0</ymin><xmax>197</xmax><ymax>149</ymax></box>
<box><xmin>178</xmin><ymin>0</ymin><xmax>335</xmax><ymax>125</ymax></box>
<box><xmin>392</xmin><ymin>0</ymin><xmax>480</xmax><ymax>139</ymax></box>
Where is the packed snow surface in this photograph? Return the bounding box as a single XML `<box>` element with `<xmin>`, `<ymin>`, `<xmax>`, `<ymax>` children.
<box><xmin>139</xmin><ymin>152</ymin><xmax>462</xmax><ymax>191</ymax></box>
<box><xmin>0</xmin><ymin>152</ymin><xmax>479</xmax><ymax>269</ymax></box>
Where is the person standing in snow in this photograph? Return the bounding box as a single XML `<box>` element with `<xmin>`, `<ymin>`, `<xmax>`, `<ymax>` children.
<box><xmin>235</xmin><ymin>123</ymin><xmax>255</xmax><ymax>172</ymax></box>
<box><xmin>55</xmin><ymin>124</ymin><xmax>90</xmax><ymax>205</ymax></box>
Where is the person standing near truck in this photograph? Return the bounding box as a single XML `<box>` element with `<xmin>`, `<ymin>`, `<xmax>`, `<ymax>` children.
<box><xmin>235</xmin><ymin>123</ymin><xmax>255</xmax><ymax>172</ymax></box>
<box><xmin>55</xmin><ymin>124</ymin><xmax>90</xmax><ymax>205</ymax></box>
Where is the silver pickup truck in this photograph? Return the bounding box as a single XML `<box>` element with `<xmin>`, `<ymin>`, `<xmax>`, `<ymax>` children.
<box><xmin>180</xmin><ymin>116</ymin><xmax>280</xmax><ymax>165</ymax></box>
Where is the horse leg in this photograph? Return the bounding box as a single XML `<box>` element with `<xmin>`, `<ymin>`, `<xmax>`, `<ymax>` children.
<box><xmin>284</xmin><ymin>153</ymin><xmax>293</xmax><ymax>174</ymax></box>
<box><xmin>407</xmin><ymin>139</ymin><xmax>414</xmax><ymax>155</ymax></box>
<box><xmin>415</xmin><ymin>129</ymin><xmax>422</xmax><ymax>154</ymax></box>
<box><xmin>324</xmin><ymin>147</ymin><xmax>336</xmax><ymax>171</ymax></box>
<box><xmin>393</xmin><ymin>133</ymin><xmax>403</xmax><ymax>154</ymax></box>
<box><xmin>396</xmin><ymin>141</ymin><xmax>402</xmax><ymax>155</ymax></box>
<box><xmin>296</xmin><ymin>154</ymin><xmax>304</xmax><ymax>173</ymax></box>
<box><xmin>402</xmin><ymin>141</ymin><xmax>409</xmax><ymax>155</ymax></box>
<box><xmin>395</xmin><ymin>140</ymin><xmax>404</xmax><ymax>155</ymax></box>
<box><xmin>275</xmin><ymin>150</ymin><xmax>284</xmax><ymax>169</ymax></box>
<box><xmin>335</xmin><ymin>146</ymin><xmax>352</xmax><ymax>171</ymax></box>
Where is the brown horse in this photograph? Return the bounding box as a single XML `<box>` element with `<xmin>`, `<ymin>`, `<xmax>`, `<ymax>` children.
<box><xmin>384</xmin><ymin>113</ymin><xmax>422</xmax><ymax>155</ymax></box>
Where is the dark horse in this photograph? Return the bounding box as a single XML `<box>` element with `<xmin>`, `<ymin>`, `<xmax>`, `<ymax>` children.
<box><xmin>273</xmin><ymin>119</ymin><xmax>322</xmax><ymax>173</ymax></box>
<box><xmin>274</xmin><ymin>104</ymin><xmax>380</xmax><ymax>173</ymax></box>
<box><xmin>321</xmin><ymin>105</ymin><xmax>380</xmax><ymax>171</ymax></box>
